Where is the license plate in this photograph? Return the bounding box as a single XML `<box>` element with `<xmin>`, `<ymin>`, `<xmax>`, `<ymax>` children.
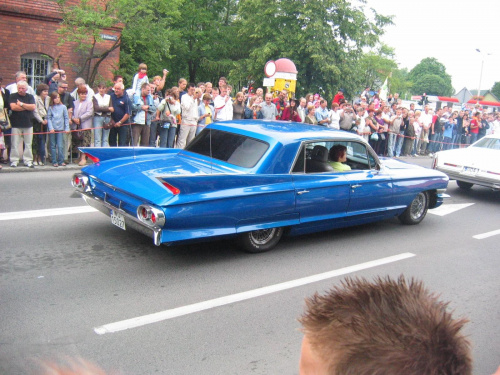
<box><xmin>460</xmin><ymin>166</ymin><xmax>479</xmax><ymax>176</ymax></box>
<box><xmin>110</xmin><ymin>210</ymin><xmax>126</xmax><ymax>230</ymax></box>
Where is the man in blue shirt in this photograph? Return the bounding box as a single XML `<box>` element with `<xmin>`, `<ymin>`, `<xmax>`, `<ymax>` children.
<box><xmin>315</xmin><ymin>99</ymin><xmax>330</xmax><ymax>126</ymax></box>
<box><xmin>109</xmin><ymin>82</ymin><xmax>132</xmax><ymax>147</ymax></box>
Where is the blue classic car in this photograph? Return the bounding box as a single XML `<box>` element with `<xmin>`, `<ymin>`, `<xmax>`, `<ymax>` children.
<box><xmin>72</xmin><ymin>121</ymin><xmax>449</xmax><ymax>252</ymax></box>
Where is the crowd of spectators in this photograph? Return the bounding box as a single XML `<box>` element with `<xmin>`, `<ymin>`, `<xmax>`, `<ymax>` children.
<box><xmin>1</xmin><ymin>66</ymin><xmax>500</xmax><ymax>171</ymax></box>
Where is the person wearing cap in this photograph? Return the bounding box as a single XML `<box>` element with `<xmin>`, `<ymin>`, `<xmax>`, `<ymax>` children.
<box><xmin>332</xmin><ymin>89</ymin><xmax>344</xmax><ymax>106</ymax></box>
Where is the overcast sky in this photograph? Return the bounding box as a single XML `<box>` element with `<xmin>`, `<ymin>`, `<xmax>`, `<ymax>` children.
<box><xmin>363</xmin><ymin>0</ymin><xmax>500</xmax><ymax>95</ymax></box>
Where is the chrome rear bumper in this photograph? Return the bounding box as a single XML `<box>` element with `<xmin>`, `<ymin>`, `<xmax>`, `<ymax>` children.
<box><xmin>80</xmin><ymin>192</ymin><xmax>163</xmax><ymax>246</ymax></box>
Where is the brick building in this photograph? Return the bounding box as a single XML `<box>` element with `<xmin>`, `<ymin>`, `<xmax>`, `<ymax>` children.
<box><xmin>0</xmin><ymin>0</ymin><xmax>121</xmax><ymax>91</ymax></box>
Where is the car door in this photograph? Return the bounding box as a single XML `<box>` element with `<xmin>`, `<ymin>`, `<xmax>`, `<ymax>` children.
<box><xmin>342</xmin><ymin>141</ymin><xmax>394</xmax><ymax>220</ymax></box>
<box><xmin>291</xmin><ymin>143</ymin><xmax>351</xmax><ymax>224</ymax></box>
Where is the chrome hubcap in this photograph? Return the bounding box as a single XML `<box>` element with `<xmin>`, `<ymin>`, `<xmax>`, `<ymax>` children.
<box><xmin>250</xmin><ymin>228</ymin><xmax>276</xmax><ymax>245</ymax></box>
<box><xmin>410</xmin><ymin>193</ymin><xmax>426</xmax><ymax>220</ymax></box>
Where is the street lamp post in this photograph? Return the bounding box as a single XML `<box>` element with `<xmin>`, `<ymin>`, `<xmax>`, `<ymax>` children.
<box><xmin>475</xmin><ymin>49</ymin><xmax>492</xmax><ymax>104</ymax></box>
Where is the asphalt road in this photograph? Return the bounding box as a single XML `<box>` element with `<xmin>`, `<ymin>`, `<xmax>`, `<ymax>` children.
<box><xmin>1</xmin><ymin>162</ymin><xmax>499</xmax><ymax>375</ymax></box>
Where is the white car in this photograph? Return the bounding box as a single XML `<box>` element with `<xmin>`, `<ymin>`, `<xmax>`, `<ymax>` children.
<box><xmin>432</xmin><ymin>134</ymin><xmax>500</xmax><ymax>190</ymax></box>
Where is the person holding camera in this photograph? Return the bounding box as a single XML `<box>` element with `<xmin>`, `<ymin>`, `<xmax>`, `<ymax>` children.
<box><xmin>197</xmin><ymin>94</ymin><xmax>214</xmax><ymax>135</ymax></box>
<box><xmin>339</xmin><ymin>104</ymin><xmax>356</xmax><ymax>131</ymax></box>
<box><xmin>155</xmin><ymin>89</ymin><xmax>180</xmax><ymax>148</ymax></box>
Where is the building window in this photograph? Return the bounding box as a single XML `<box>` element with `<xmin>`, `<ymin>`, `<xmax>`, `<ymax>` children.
<box><xmin>21</xmin><ymin>53</ymin><xmax>52</xmax><ymax>88</ymax></box>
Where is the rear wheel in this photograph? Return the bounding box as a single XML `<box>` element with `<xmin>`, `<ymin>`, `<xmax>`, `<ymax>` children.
<box><xmin>239</xmin><ymin>227</ymin><xmax>284</xmax><ymax>253</ymax></box>
<box><xmin>398</xmin><ymin>191</ymin><xmax>429</xmax><ymax>225</ymax></box>
<box><xmin>456</xmin><ymin>180</ymin><xmax>473</xmax><ymax>190</ymax></box>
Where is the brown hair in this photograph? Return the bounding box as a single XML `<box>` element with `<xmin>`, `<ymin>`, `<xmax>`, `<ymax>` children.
<box><xmin>329</xmin><ymin>144</ymin><xmax>346</xmax><ymax>162</ymax></box>
<box><xmin>49</xmin><ymin>92</ymin><xmax>60</xmax><ymax>106</ymax></box>
<box><xmin>36</xmin><ymin>83</ymin><xmax>49</xmax><ymax>95</ymax></box>
<box><xmin>77</xmin><ymin>85</ymin><xmax>88</xmax><ymax>95</ymax></box>
<box><xmin>138</xmin><ymin>63</ymin><xmax>147</xmax><ymax>72</ymax></box>
<box><xmin>299</xmin><ymin>276</ymin><xmax>471</xmax><ymax>375</ymax></box>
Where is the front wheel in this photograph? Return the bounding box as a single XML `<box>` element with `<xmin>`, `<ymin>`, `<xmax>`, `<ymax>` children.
<box><xmin>239</xmin><ymin>227</ymin><xmax>284</xmax><ymax>253</ymax></box>
<box><xmin>456</xmin><ymin>180</ymin><xmax>474</xmax><ymax>190</ymax></box>
<box><xmin>398</xmin><ymin>191</ymin><xmax>429</xmax><ymax>225</ymax></box>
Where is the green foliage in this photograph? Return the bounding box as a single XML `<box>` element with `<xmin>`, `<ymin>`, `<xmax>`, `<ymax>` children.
<box><xmin>491</xmin><ymin>81</ymin><xmax>500</xmax><ymax>100</ymax></box>
<box><xmin>410</xmin><ymin>74</ymin><xmax>449</xmax><ymax>96</ymax></box>
<box><xmin>232</xmin><ymin>0</ymin><xmax>393</xmax><ymax>99</ymax></box>
<box><xmin>357</xmin><ymin>44</ymin><xmax>397</xmax><ymax>92</ymax></box>
<box><xmin>408</xmin><ymin>57</ymin><xmax>453</xmax><ymax>96</ymax></box>
<box><xmin>57</xmin><ymin>0</ymin><xmax>400</xmax><ymax>98</ymax></box>
<box><xmin>388</xmin><ymin>68</ymin><xmax>412</xmax><ymax>99</ymax></box>
<box><xmin>56</xmin><ymin>0</ymin><xmax>180</xmax><ymax>87</ymax></box>
<box><xmin>163</xmin><ymin>0</ymin><xmax>241</xmax><ymax>87</ymax></box>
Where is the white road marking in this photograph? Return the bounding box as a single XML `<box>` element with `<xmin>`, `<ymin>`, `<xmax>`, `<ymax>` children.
<box><xmin>0</xmin><ymin>206</ymin><xmax>97</xmax><ymax>221</ymax></box>
<box><xmin>473</xmin><ymin>229</ymin><xmax>500</xmax><ymax>240</ymax></box>
<box><xmin>94</xmin><ymin>252</ymin><xmax>416</xmax><ymax>335</ymax></box>
<box><xmin>428</xmin><ymin>203</ymin><xmax>474</xmax><ymax>216</ymax></box>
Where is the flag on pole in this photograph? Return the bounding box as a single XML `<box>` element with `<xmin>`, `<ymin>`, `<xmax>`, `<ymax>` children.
<box><xmin>379</xmin><ymin>76</ymin><xmax>389</xmax><ymax>101</ymax></box>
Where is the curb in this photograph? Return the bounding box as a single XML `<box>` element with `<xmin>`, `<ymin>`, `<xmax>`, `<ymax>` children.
<box><xmin>0</xmin><ymin>163</ymin><xmax>85</xmax><ymax>173</ymax></box>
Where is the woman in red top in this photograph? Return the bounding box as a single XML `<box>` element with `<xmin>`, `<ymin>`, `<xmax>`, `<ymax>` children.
<box><xmin>281</xmin><ymin>98</ymin><xmax>302</xmax><ymax>122</ymax></box>
<box><xmin>469</xmin><ymin>112</ymin><xmax>480</xmax><ymax>144</ymax></box>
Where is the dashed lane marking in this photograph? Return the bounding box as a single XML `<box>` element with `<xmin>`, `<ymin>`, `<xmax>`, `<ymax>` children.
<box><xmin>94</xmin><ymin>252</ymin><xmax>416</xmax><ymax>335</ymax></box>
<box><xmin>473</xmin><ymin>229</ymin><xmax>500</xmax><ymax>240</ymax></box>
<box><xmin>428</xmin><ymin>203</ymin><xmax>474</xmax><ymax>216</ymax></box>
<box><xmin>0</xmin><ymin>206</ymin><xmax>97</xmax><ymax>221</ymax></box>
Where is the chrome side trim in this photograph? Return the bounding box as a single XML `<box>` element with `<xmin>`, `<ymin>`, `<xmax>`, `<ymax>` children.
<box><xmin>79</xmin><ymin>192</ymin><xmax>162</xmax><ymax>246</ymax></box>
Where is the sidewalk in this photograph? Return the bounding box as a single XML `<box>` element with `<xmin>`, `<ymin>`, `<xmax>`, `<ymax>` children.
<box><xmin>0</xmin><ymin>161</ymin><xmax>85</xmax><ymax>173</ymax></box>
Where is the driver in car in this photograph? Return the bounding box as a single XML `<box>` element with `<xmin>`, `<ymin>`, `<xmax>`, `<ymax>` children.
<box><xmin>329</xmin><ymin>145</ymin><xmax>351</xmax><ymax>172</ymax></box>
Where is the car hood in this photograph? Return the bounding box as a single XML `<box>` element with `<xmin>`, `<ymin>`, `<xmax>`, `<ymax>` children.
<box><xmin>82</xmin><ymin>153</ymin><xmax>241</xmax><ymax>204</ymax></box>
<box><xmin>437</xmin><ymin>147</ymin><xmax>499</xmax><ymax>170</ymax></box>
<box><xmin>380</xmin><ymin>157</ymin><xmax>424</xmax><ymax>170</ymax></box>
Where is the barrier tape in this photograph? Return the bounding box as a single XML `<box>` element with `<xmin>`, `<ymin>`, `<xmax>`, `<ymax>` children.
<box><xmin>0</xmin><ymin>123</ymin><xmax>138</xmax><ymax>137</ymax></box>
<box><xmin>0</xmin><ymin>124</ymin><xmax>481</xmax><ymax>148</ymax></box>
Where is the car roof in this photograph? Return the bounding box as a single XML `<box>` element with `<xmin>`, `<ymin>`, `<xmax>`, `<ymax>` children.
<box><xmin>207</xmin><ymin>120</ymin><xmax>362</xmax><ymax>145</ymax></box>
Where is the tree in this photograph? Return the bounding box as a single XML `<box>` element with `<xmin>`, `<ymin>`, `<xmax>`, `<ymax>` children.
<box><xmin>164</xmin><ymin>0</ymin><xmax>241</xmax><ymax>85</ymax></box>
<box><xmin>408</xmin><ymin>58</ymin><xmax>453</xmax><ymax>96</ymax></box>
<box><xmin>383</xmin><ymin>67</ymin><xmax>412</xmax><ymax>99</ymax></box>
<box><xmin>232</xmin><ymin>0</ymin><xmax>392</xmax><ymax>99</ymax></box>
<box><xmin>56</xmin><ymin>0</ymin><xmax>179</xmax><ymax>86</ymax></box>
<box><xmin>357</xmin><ymin>44</ymin><xmax>397</xmax><ymax>93</ymax></box>
<box><xmin>411</xmin><ymin>74</ymin><xmax>450</xmax><ymax>97</ymax></box>
<box><xmin>491</xmin><ymin>81</ymin><xmax>500</xmax><ymax>100</ymax></box>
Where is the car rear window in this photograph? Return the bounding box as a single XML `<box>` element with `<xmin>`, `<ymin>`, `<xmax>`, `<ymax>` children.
<box><xmin>185</xmin><ymin>129</ymin><xmax>269</xmax><ymax>168</ymax></box>
<box><xmin>471</xmin><ymin>137</ymin><xmax>500</xmax><ymax>150</ymax></box>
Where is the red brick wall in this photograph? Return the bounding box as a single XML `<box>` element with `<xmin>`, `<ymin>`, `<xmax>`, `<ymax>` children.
<box><xmin>0</xmin><ymin>0</ymin><xmax>121</xmax><ymax>91</ymax></box>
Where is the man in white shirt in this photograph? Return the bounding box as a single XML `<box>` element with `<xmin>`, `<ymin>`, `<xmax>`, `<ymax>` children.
<box><xmin>297</xmin><ymin>97</ymin><xmax>307</xmax><ymax>122</ymax></box>
<box><xmin>5</xmin><ymin>71</ymin><xmax>35</xmax><ymax>96</ymax></box>
<box><xmin>176</xmin><ymin>83</ymin><xmax>199</xmax><ymax>149</ymax></box>
<box><xmin>260</xmin><ymin>93</ymin><xmax>278</xmax><ymax>120</ymax></box>
<box><xmin>213</xmin><ymin>85</ymin><xmax>233</xmax><ymax>121</ymax></box>
<box><xmin>418</xmin><ymin>105</ymin><xmax>432</xmax><ymax>154</ymax></box>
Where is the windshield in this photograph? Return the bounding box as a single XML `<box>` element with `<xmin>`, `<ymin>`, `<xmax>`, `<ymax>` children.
<box><xmin>471</xmin><ymin>137</ymin><xmax>500</xmax><ymax>150</ymax></box>
<box><xmin>185</xmin><ymin>129</ymin><xmax>269</xmax><ymax>168</ymax></box>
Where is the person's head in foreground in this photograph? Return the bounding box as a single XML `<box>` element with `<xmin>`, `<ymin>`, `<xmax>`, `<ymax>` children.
<box><xmin>298</xmin><ymin>276</ymin><xmax>472</xmax><ymax>375</ymax></box>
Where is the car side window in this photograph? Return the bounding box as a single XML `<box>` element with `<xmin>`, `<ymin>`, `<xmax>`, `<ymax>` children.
<box><xmin>292</xmin><ymin>145</ymin><xmax>306</xmax><ymax>173</ymax></box>
<box><xmin>294</xmin><ymin>141</ymin><xmax>378</xmax><ymax>174</ymax></box>
<box><xmin>330</xmin><ymin>141</ymin><xmax>374</xmax><ymax>171</ymax></box>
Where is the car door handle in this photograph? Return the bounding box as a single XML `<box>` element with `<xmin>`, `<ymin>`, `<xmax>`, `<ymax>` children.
<box><xmin>297</xmin><ymin>190</ymin><xmax>310</xmax><ymax>195</ymax></box>
<box><xmin>351</xmin><ymin>184</ymin><xmax>362</xmax><ymax>189</ymax></box>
